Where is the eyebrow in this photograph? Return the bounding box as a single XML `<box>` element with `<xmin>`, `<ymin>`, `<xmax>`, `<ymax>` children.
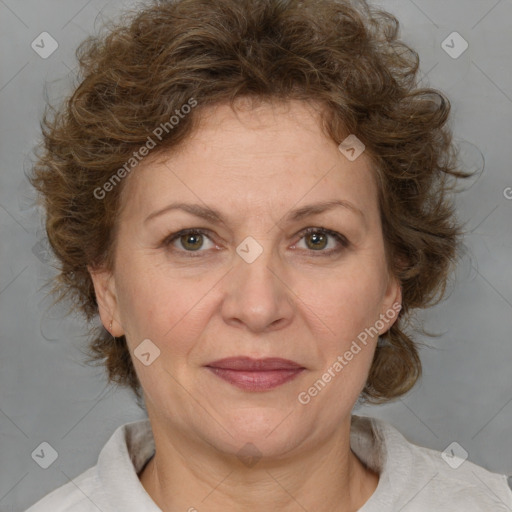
<box><xmin>144</xmin><ymin>199</ymin><xmax>365</xmax><ymax>225</ymax></box>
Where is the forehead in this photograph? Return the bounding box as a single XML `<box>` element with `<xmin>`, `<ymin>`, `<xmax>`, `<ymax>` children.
<box><xmin>118</xmin><ymin>100</ymin><xmax>378</xmax><ymax>224</ymax></box>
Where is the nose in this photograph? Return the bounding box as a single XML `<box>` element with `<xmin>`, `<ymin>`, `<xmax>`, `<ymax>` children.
<box><xmin>220</xmin><ymin>242</ymin><xmax>294</xmax><ymax>333</ymax></box>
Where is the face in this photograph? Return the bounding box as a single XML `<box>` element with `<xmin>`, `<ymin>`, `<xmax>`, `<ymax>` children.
<box><xmin>90</xmin><ymin>99</ymin><xmax>401</xmax><ymax>458</ymax></box>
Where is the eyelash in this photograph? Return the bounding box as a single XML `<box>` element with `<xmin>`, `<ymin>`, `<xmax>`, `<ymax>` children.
<box><xmin>162</xmin><ymin>227</ymin><xmax>349</xmax><ymax>258</ymax></box>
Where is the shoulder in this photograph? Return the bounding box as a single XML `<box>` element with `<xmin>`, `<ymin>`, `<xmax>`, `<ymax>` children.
<box><xmin>352</xmin><ymin>415</ymin><xmax>512</xmax><ymax>511</ymax></box>
<box><xmin>412</xmin><ymin>439</ymin><xmax>512</xmax><ymax>511</ymax></box>
<box><xmin>24</xmin><ymin>418</ymin><xmax>154</xmax><ymax>512</ymax></box>
<box><xmin>24</xmin><ymin>467</ymin><xmax>100</xmax><ymax>512</ymax></box>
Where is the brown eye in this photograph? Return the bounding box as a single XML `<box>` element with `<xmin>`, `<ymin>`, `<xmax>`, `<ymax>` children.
<box><xmin>179</xmin><ymin>232</ymin><xmax>204</xmax><ymax>251</ymax></box>
<box><xmin>305</xmin><ymin>231</ymin><xmax>328</xmax><ymax>250</ymax></box>
<box><xmin>295</xmin><ymin>227</ymin><xmax>349</xmax><ymax>256</ymax></box>
<box><xmin>164</xmin><ymin>229</ymin><xmax>215</xmax><ymax>254</ymax></box>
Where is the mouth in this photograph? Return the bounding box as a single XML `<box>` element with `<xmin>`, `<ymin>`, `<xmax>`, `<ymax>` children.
<box><xmin>205</xmin><ymin>357</ymin><xmax>305</xmax><ymax>392</ymax></box>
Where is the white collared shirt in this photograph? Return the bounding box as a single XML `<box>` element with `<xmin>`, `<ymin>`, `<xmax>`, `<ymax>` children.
<box><xmin>25</xmin><ymin>415</ymin><xmax>512</xmax><ymax>511</ymax></box>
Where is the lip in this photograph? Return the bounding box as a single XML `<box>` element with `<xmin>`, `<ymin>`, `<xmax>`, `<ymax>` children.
<box><xmin>207</xmin><ymin>357</ymin><xmax>303</xmax><ymax>371</ymax></box>
<box><xmin>205</xmin><ymin>357</ymin><xmax>305</xmax><ymax>391</ymax></box>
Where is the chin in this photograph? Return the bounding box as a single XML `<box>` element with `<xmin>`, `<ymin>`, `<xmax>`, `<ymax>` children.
<box><xmin>208</xmin><ymin>407</ymin><xmax>309</xmax><ymax>458</ymax></box>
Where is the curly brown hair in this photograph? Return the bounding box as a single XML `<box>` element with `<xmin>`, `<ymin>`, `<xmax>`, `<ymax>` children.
<box><xmin>30</xmin><ymin>0</ymin><xmax>469</xmax><ymax>406</ymax></box>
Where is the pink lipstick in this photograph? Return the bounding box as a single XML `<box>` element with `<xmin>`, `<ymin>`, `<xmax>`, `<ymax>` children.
<box><xmin>205</xmin><ymin>357</ymin><xmax>304</xmax><ymax>392</ymax></box>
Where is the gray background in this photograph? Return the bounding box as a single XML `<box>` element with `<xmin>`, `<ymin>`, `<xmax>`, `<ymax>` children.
<box><xmin>1</xmin><ymin>0</ymin><xmax>511</xmax><ymax>510</ymax></box>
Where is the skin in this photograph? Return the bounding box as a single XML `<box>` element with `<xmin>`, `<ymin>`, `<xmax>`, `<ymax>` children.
<box><xmin>89</xmin><ymin>98</ymin><xmax>401</xmax><ymax>512</ymax></box>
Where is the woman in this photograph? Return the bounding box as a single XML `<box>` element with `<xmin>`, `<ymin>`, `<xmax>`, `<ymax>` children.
<box><xmin>26</xmin><ymin>0</ymin><xmax>512</xmax><ymax>510</ymax></box>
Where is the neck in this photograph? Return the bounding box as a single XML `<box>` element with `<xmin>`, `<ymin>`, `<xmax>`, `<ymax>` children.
<box><xmin>139</xmin><ymin>418</ymin><xmax>379</xmax><ymax>512</ymax></box>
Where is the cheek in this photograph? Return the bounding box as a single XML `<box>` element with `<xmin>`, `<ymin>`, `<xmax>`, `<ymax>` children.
<box><xmin>295</xmin><ymin>269</ymin><xmax>383</xmax><ymax>406</ymax></box>
<box><xmin>115</xmin><ymin>259</ymin><xmax>213</xmax><ymax>352</ymax></box>
<box><xmin>296</xmin><ymin>263</ymin><xmax>386</xmax><ymax>343</ymax></box>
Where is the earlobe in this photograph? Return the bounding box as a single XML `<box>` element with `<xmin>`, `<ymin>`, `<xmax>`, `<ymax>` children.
<box><xmin>87</xmin><ymin>265</ymin><xmax>123</xmax><ymax>337</ymax></box>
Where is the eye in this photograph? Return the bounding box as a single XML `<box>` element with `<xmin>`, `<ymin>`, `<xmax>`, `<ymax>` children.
<box><xmin>293</xmin><ymin>227</ymin><xmax>349</xmax><ymax>255</ymax></box>
<box><xmin>164</xmin><ymin>228</ymin><xmax>216</xmax><ymax>255</ymax></box>
<box><xmin>162</xmin><ymin>227</ymin><xmax>349</xmax><ymax>257</ymax></box>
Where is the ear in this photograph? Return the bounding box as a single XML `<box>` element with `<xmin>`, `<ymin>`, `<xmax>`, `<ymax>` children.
<box><xmin>87</xmin><ymin>265</ymin><xmax>124</xmax><ymax>337</ymax></box>
<box><xmin>379</xmin><ymin>272</ymin><xmax>402</xmax><ymax>335</ymax></box>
